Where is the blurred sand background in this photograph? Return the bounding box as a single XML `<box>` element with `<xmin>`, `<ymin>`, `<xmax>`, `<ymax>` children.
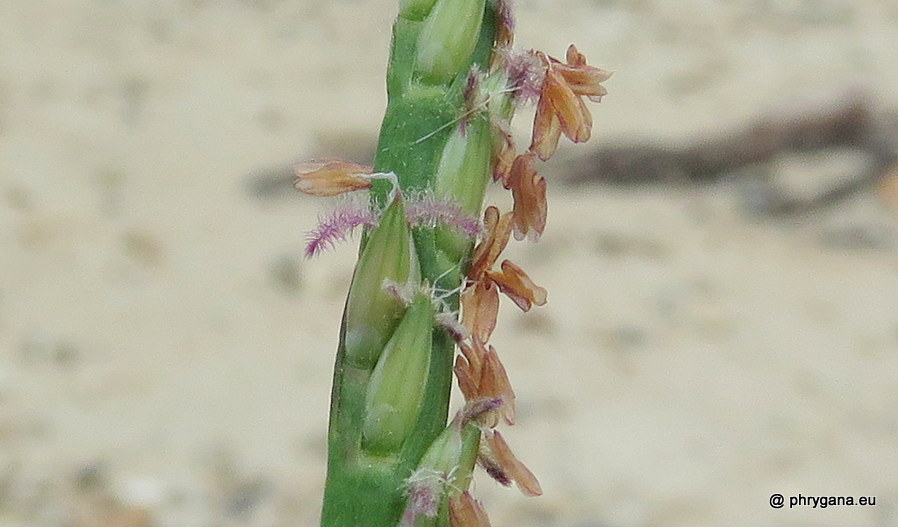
<box><xmin>3</xmin><ymin>0</ymin><xmax>898</xmax><ymax>526</ymax></box>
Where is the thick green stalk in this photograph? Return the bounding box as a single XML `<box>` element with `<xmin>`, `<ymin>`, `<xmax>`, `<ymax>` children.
<box><xmin>321</xmin><ymin>1</ymin><xmax>498</xmax><ymax>526</ymax></box>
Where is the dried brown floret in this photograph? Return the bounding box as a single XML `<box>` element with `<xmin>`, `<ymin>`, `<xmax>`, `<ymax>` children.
<box><xmin>293</xmin><ymin>159</ymin><xmax>374</xmax><ymax>197</ymax></box>
<box><xmin>507</xmin><ymin>153</ymin><xmax>548</xmax><ymax>241</ymax></box>
<box><xmin>486</xmin><ymin>260</ymin><xmax>548</xmax><ymax>312</ymax></box>
<box><xmin>481</xmin><ymin>430</ymin><xmax>542</xmax><ymax>497</ymax></box>
<box><xmin>449</xmin><ymin>491</ymin><xmax>492</xmax><ymax>527</ymax></box>
<box><xmin>468</xmin><ymin>206</ymin><xmax>514</xmax><ymax>282</ymax></box>
<box><xmin>528</xmin><ymin>46</ymin><xmax>610</xmax><ymax>160</ymax></box>
<box><xmin>461</xmin><ymin>280</ymin><xmax>500</xmax><ymax>343</ymax></box>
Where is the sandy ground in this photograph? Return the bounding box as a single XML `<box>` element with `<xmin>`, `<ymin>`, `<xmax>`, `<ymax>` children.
<box><xmin>2</xmin><ymin>1</ymin><xmax>898</xmax><ymax>526</ymax></box>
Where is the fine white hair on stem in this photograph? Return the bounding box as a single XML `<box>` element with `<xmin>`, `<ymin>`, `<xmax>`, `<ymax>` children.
<box><xmin>367</xmin><ymin>171</ymin><xmax>399</xmax><ymax>203</ymax></box>
<box><xmin>433</xmin><ymin>280</ymin><xmax>466</xmax><ymax>302</ymax></box>
<box><xmin>430</xmin><ymin>266</ymin><xmax>469</xmax><ymax>342</ymax></box>
<box><xmin>430</xmin><ymin>262</ymin><xmax>462</xmax><ymax>294</ymax></box>
<box><xmin>436</xmin><ymin>311</ymin><xmax>469</xmax><ymax>342</ymax></box>
<box><xmin>382</xmin><ymin>81</ymin><xmax>518</xmax><ymax>151</ymax></box>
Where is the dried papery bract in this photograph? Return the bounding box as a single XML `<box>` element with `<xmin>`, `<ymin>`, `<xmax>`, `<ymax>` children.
<box><xmin>542</xmin><ymin>65</ymin><xmax>591</xmax><ymax>143</ymax></box>
<box><xmin>468</xmin><ymin>206</ymin><xmax>514</xmax><ymax>282</ymax></box>
<box><xmin>560</xmin><ymin>44</ymin><xmax>612</xmax><ymax>101</ymax></box>
<box><xmin>479</xmin><ymin>344</ymin><xmax>516</xmax><ymax>425</ymax></box>
<box><xmin>293</xmin><ymin>159</ymin><xmax>374</xmax><ymax>197</ymax></box>
<box><xmin>449</xmin><ymin>492</ymin><xmax>492</xmax><ymax>527</ymax></box>
<box><xmin>491</xmin><ymin>123</ymin><xmax>517</xmax><ymax>186</ymax></box>
<box><xmin>454</xmin><ymin>354</ymin><xmax>479</xmax><ymax>403</ymax></box>
<box><xmin>480</xmin><ymin>430</ymin><xmax>543</xmax><ymax>497</ymax></box>
<box><xmin>530</xmin><ymin>91</ymin><xmax>563</xmax><ymax>161</ymax></box>
<box><xmin>507</xmin><ymin>153</ymin><xmax>548</xmax><ymax>241</ymax></box>
<box><xmin>529</xmin><ymin>46</ymin><xmax>611</xmax><ymax>160</ymax></box>
<box><xmin>486</xmin><ymin>260</ymin><xmax>547</xmax><ymax>312</ymax></box>
<box><xmin>454</xmin><ymin>338</ymin><xmax>516</xmax><ymax>426</ymax></box>
<box><xmin>461</xmin><ymin>280</ymin><xmax>499</xmax><ymax>343</ymax></box>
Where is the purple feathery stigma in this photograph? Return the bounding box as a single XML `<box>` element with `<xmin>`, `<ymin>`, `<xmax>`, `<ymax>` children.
<box><xmin>497</xmin><ymin>0</ymin><xmax>516</xmax><ymax>35</ymax></box>
<box><xmin>505</xmin><ymin>49</ymin><xmax>545</xmax><ymax>106</ymax></box>
<box><xmin>406</xmin><ymin>194</ymin><xmax>482</xmax><ymax>237</ymax></box>
<box><xmin>304</xmin><ymin>203</ymin><xmax>377</xmax><ymax>258</ymax></box>
<box><xmin>481</xmin><ymin>458</ymin><xmax>512</xmax><ymax>487</ymax></box>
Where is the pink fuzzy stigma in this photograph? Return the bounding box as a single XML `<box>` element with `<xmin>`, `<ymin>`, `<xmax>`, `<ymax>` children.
<box><xmin>304</xmin><ymin>195</ymin><xmax>479</xmax><ymax>257</ymax></box>
<box><xmin>406</xmin><ymin>194</ymin><xmax>482</xmax><ymax>238</ymax></box>
<box><xmin>505</xmin><ymin>49</ymin><xmax>546</xmax><ymax>106</ymax></box>
<box><xmin>460</xmin><ymin>396</ymin><xmax>504</xmax><ymax>423</ymax></box>
<box><xmin>436</xmin><ymin>312</ymin><xmax>470</xmax><ymax>342</ymax></box>
<box><xmin>304</xmin><ymin>203</ymin><xmax>377</xmax><ymax>258</ymax></box>
<box><xmin>497</xmin><ymin>0</ymin><xmax>516</xmax><ymax>34</ymax></box>
<box><xmin>400</xmin><ymin>469</ymin><xmax>450</xmax><ymax>527</ymax></box>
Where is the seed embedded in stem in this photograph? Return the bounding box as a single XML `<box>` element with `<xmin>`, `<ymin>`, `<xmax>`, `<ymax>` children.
<box><xmin>362</xmin><ymin>294</ymin><xmax>435</xmax><ymax>454</ymax></box>
<box><xmin>344</xmin><ymin>197</ymin><xmax>421</xmax><ymax>370</ymax></box>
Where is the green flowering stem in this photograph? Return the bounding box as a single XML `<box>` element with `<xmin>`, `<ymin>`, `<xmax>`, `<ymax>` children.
<box><xmin>320</xmin><ymin>1</ymin><xmax>498</xmax><ymax>526</ymax></box>
<box><xmin>307</xmin><ymin>0</ymin><xmax>613</xmax><ymax>521</ymax></box>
